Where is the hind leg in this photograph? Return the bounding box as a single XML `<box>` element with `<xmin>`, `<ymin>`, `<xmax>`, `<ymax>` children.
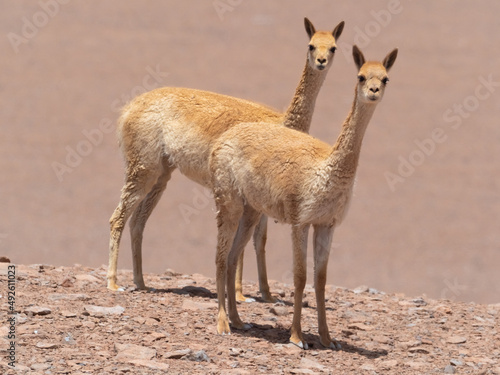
<box><xmin>227</xmin><ymin>205</ymin><xmax>262</xmax><ymax>328</ymax></box>
<box><xmin>129</xmin><ymin>158</ymin><xmax>175</xmax><ymax>289</ymax></box>
<box><xmin>235</xmin><ymin>214</ymin><xmax>274</xmax><ymax>303</ymax></box>
<box><xmin>253</xmin><ymin>215</ymin><xmax>276</xmax><ymax>302</ymax></box>
<box><xmin>107</xmin><ymin>166</ymin><xmax>160</xmax><ymax>291</ymax></box>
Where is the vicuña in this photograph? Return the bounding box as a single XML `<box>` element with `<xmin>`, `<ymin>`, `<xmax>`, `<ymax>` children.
<box><xmin>210</xmin><ymin>45</ymin><xmax>398</xmax><ymax>349</ymax></box>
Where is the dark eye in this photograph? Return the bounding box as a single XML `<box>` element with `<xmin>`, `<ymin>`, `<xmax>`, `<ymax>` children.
<box><xmin>329</xmin><ymin>47</ymin><xmax>336</xmax><ymax>53</ymax></box>
<box><xmin>308</xmin><ymin>44</ymin><xmax>315</xmax><ymax>51</ymax></box>
<box><xmin>357</xmin><ymin>75</ymin><xmax>366</xmax><ymax>83</ymax></box>
<box><xmin>382</xmin><ymin>77</ymin><xmax>389</xmax><ymax>84</ymax></box>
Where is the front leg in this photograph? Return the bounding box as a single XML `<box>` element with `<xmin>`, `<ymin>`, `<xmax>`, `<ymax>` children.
<box><xmin>289</xmin><ymin>224</ymin><xmax>309</xmax><ymax>349</ymax></box>
<box><xmin>313</xmin><ymin>224</ymin><xmax>341</xmax><ymax>349</ymax></box>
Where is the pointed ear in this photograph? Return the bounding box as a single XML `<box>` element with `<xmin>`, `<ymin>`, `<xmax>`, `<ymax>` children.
<box><xmin>352</xmin><ymin>45</ymin><xmax>365</xmax><ymax>71</ymax></box>
<box><xmin>383</xmin><ymin>48</ymin><xmax>398</xmax><ymax>71</ymax></box>
<box><xmin>332</xmin><ymin>21</ymin><xmax>345</xmax><ymax>41</ymax></box>
<box><xmin>304</xmin><ymin>17</ymin><xmax>316</xmax><ymax>39</ymax></box>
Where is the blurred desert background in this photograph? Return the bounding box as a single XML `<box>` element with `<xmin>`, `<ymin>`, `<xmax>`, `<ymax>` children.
<box><xmin>1</xmin><ymin>1</ymin><xmax>498</xmax><ymax>303</ymax></box>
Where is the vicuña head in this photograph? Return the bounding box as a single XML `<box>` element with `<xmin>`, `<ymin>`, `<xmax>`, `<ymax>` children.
<box><xmin>353</xmin><ymin>44</ymin><xmax>398</xmax><ymax>103</ymax></box>
<box><xmin>304</xmin><ymin>17</ymin><xmax>344</xmax><ymax>71</ymax></box>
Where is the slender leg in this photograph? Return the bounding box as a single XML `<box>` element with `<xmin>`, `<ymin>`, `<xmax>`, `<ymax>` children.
<box><xmin>227</xmin><ymin>205</ymin><xmax>261</xmax><ymax>328</ymax></box>
<box><xmin>313</xmin><ymin>224</ymin><xmax>340</xmax><ymax>349</ymax></box>
<box><xmin>235</xmin><ymin>250</ymin><xmax>248</xmax><ymax>302</ymax></box>
<box><xmin>253</xmin><ymin>215</ymin><xmax>276</xmax><ymax>302</ymax></box>
<box><xmin>235</xmin><ymin>214</ymin><xmax>273</xmax><ymax>303</ymax></box>
<box><xmin>128</xmin><ymin>159</ymin><xmax>175</xmax><ymax>289</ymax></box>
<box><xmin>107</xmin><ymin>167</ymin><xmax>159</xmax><ymax>291</ymax></box>
<box><xmin>215</xmin><ymin>198</ymin><xmax>244</xmax><ymax>335</ymax></box>
<box><xmin>289</xmin><ymin>224</ymin><xmax>310</xmax><ymax>349</ymax></box>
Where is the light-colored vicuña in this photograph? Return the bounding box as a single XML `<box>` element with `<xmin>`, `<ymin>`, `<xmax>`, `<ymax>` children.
<box><xmin>210</xmin><ymin>45</ymin><xmax>398</xmax><ymax>349</ymax></box>
<box><xmin>107</xmin><ymin>19</ymin><xmax>345</xmax><ymax>297</ymax></box>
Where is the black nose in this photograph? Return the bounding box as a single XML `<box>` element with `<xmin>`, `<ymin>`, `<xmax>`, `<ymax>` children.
<box><xmin>369</xmin><ymin>87</ymin><xmax>379</xmax><ymax>93</ymax></box>
<box><xmin>317</xmin><ymin>58</ymin><xmax>326</xmax><ymax>64</ymax></box>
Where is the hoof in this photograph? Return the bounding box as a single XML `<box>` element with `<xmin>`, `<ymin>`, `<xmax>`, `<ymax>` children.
<box><xmin>217</xmin><ymin>320</ymin><xmax>231</xmax><ymax>336</ymax></box>
<box><xmin>107</xmin><ymin>282</ymin><xmax>123</xmax><ymax>292</ymax></box>
<box><xmin>290</xmin><ymin>338</ymin><xmax>309</xmax><ymax>350</ymax></box>
<box><xmin>291</xmin><ymin>340</ymin><xmax>309</xmax><ymax>350</ymax></box>
<box><xmin>329</xmin><ymin>340</ymin><xmax>342</xmax><ymax>350</ymax></box>
<box><xmin>236</xmin><ymin>293</ymin><xmax>255</xmax><ymax>303</ymax></box>
<box><xmin>320</xmin><ymin>337</ymin><xmax>341</xmax><ymax>350</ymax></box>
<box><xmin>261</xmin><ymin>293</ymin><xmax>278</xmax><ymax>303</ymax></box>
<box><xmin>231</xmin><ymin>321</ymin><xmax>253</xmax><ymax>330</ymax></box>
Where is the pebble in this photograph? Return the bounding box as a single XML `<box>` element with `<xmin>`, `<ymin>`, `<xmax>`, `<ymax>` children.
<box><xmin>449</xmin><ymin>359</ymin><xmax>463</xmax><ymax>366</ymax></box>
<box><xmin>25</xmin><ymin>306</ymin><xmax>52</xmax><ymax>316</ymax></box>
<box><xmin>163</xmin><ymin>349</ymin><xmax>193</xmax><ymax>359</ymax></box>
<box><xmin>75</xmin><ymin>274</ymin><xmax>101</xmax><ymax>283</ymax></box>
<box><xmin>270</xmin><ymin>306</ymin><xmax>288</xmax><ymax>316</ymax></box>
<box><xmin>183</xmin><ymin>350</ymin><xmax>210</xmax><ymax>362</ymax></box>
<box><xmin>444</xmin><ymin>364</ymin><xmax>456</xmax><ymax>374</ymax></box>
<box><xmin>353</xmin><ymin>285</ymin><xmax>369</xmax><ymax>294</ymax></box>
<box><xmin>36</xmin><ymin>341</ymin><xmax>59</xmax><ymax>349</ymax></box>
<box><xmin>83</xmin><ymin>305</ymin><xmax>125</xmax><ymax>317</ymax></box>
<box><xmin>181</xmin><ymin>299</ymin><xmax>217</xmax><ymax>311</ymax></box>
<box><xmin>446</xmin><ymin>336</ymin><xmax>467</xmax><ymax>344</ymax></box>
<box><xmin>115</xmin><ymin>343</ymin><xmax>156</xmax><ymax>361</ymax></box>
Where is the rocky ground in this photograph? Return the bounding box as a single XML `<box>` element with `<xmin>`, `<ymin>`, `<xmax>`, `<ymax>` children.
<box><xmin>0</xmin><ymin>263</ymin><xmax>499</xmax><ymax>374</ymax></box>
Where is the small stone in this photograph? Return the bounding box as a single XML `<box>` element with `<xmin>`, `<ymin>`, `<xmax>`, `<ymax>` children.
<box><xmin>183</xmin><ymin>349</ymin><xmax>210</xmax><ymax>362</ymax></box>
<box><xmin>115</xmin><ymin>343</ymin><xmax>156</xmax><ymax>361</ymax></box>
<box><xmin>348</xmin><ymin>323</ymin><xmax>374</xmax><ymax>331</ymax></box>
<box><xmin>181</xmin><ymin>299</ymin><xmax>217</xmax><ymax>311</ymax></box>
<box><xmin>412</xmin><ymin>297</ymin><xmax>427</xmax><ymax>306</ymax></box>
<box><xmin>360</xmin><ymin>363</ymin><xmax>376</xmax><ymax>371</ymax></box>
<box><xmin>444</xmin><ymin>364</ymin><xmax>456</xmax><ymax>374</ymax></box>
<box><xmin>300</xmin><ymin>357</ymin><xmax>325</xmax><ymax>371</ymax></box>
<box><xmin>408</xmin><ymin>346</ymin><xmax>430</xmax><ymax>354</ymax></box>
<box><xmin>446</xmin><ymin>336</ymin><xmax>467</xmax><ymax>344</ymax></box>
<box><xmin>164</xmin><ymin>268</ymin><xmax>177</xmax><ymax>277</ymax></box>
<box><xmin>60</xmin><ymin>278</ymin><xmax>74</xmax><ymax>287</ymax></box>
<box><xmin>379</xmin><ymin>359</ymin><xmax>398</xmax><ymax>369</ymax></box>
<box><xmin>83</xmin><ymin>305</ymin><xmax>125</xmax><ymax>317</ymax></box>
<box><xmin>49</xmin><ymin>293</ymin><xmax>90</xmax><ymax>301</ymax></box>
<box><xmin>146</xmin><ymin>331</ymin><xmax>166</xmax><ymax>342</ymax></box>
<box><xmin>353</xmin><ymin>285</ymin><xmax>369</xmax><ymax>294</ymax></box>
<box><xmin>75</xmin><ymin>274</ymin><xmax>101</xmax><ymax>283</ymax></box>
<box><xmin>450</xmin><ymin>359</ymin><xmax>463</xmax><ymax>366</ymax></box>
<box><xmin>163</xmin><ymin>349</ymin><xmax>192</xmax><ymax>359</ymax></box>
<box><xmin>230</xmin><ymin>348</ymin><xmax>244</xmax><ymax>356</ymax></box>
<box><xmin>25</xmin><ymin>306</ymin><xmax>52</xmax><ymax>316</ymax></box>
<box><xmin>31</xmin><ymin>363</ymin><xmax>51</xmax><ymax>371</ymax></box>
<box><xmin>128</xmin><ymin>359</ymin><xmax>170</xmax><ymax>371</ymax></box>
<box><xmin>270</xmin><ymin>306</ymin><xmax>288</xmax><ymax>316</ymax></box>
<box><xmin>61</xmin><ymin>310</ymin><xmax>77</xmax><ymax>318</ymax></box>
<box><xmin>36</xmin><ymin>341</ymin><xmax>59</xmax><ymax>349</ymax></box>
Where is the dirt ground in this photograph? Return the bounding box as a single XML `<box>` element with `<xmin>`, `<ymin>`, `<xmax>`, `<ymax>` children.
<box><xmin>0</xmin><ymin>0</ymin><xmax>499</xmax><ymax>309</ymax></box>
<box><xmin>1</xmin><ymin>263</ymin><xmax>500</xmax><ymax>374</ymax></box>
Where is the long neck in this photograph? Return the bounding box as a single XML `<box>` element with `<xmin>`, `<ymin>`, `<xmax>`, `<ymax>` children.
<box><xmin>327</xmin><ymin>87</ymin><xmax>378</xmax><ymax>181</ymax></box>
<box><xmin>282</xmin><ymin>58</ymin><xmax>327</xmax><ymax>133</ymax></box>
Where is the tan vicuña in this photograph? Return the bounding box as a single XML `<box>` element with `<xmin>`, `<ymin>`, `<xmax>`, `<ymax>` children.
<box><xmin>210</xmin><ymin>45</ymin><xmax>398</xmax><ymax>349</ymax></box>
<box><xmin>107</xmin><ymin>19</ymin><xmax>345</xmax><ymax>298</ymax></box>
